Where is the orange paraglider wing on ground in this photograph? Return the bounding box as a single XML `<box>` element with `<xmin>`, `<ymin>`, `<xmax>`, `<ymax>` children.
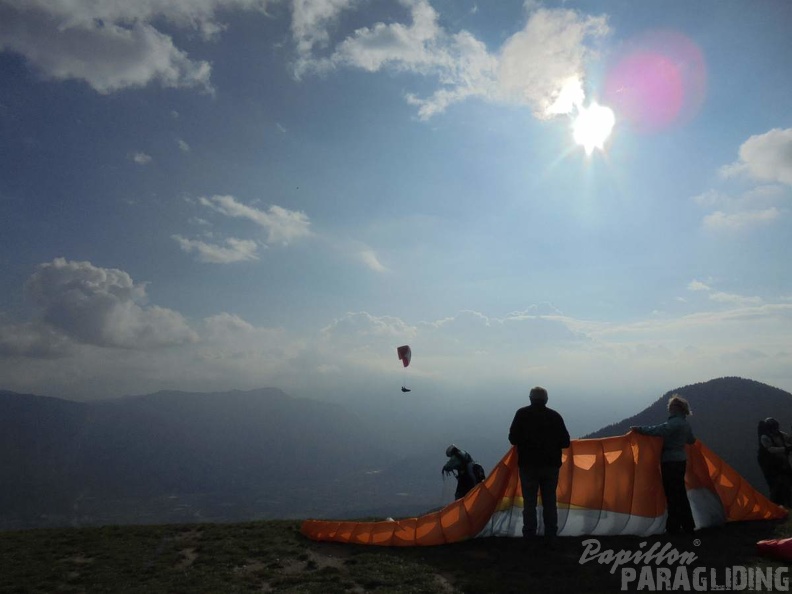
<box><xmin>301</xmin><ymin>433</ymin><xmax>786</xmax><ymax>546</ymax></box>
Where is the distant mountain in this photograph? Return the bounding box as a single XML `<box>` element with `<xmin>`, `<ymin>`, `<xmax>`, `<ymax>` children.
<box><xmin>0</xmin><ymin>388</ymin><xmax>419</xmax><ymax>530</ymax></box>
<box><xmin>584</xmin><ymin>377</ymin><xmax>792</xmax><ymax>495</ymax></box>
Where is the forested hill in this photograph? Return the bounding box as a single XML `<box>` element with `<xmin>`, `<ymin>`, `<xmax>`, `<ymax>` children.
<box><xmin>584</xmin><ymin>376</ymin><xmax>792</xmax><ymax>495</ymax></box>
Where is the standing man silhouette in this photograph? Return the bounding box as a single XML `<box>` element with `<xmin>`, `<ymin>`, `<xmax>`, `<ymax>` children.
<box><xmin>508</xmin><ymin>386</ymin><xmax>570</xmax><ymax>546</ymax></box>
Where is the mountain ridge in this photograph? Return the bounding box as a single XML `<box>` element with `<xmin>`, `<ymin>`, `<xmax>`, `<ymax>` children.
<box><xmin>584</xmin><ymin>376</ymin><xmax>792</xmax><ymax>493</ymax></box>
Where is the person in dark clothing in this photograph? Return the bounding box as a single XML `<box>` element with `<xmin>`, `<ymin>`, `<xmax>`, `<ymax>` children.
<box><xmin>508</xmin><ymin>386</ymin><xmax>570</xmax><ymax>542</ymax></box>
<box><xmin>757</xmin><ymin>417</ymin><xmax>792</xmax><ymax>507</ymax></box>
<box><xmin>631</xmin><ymin>394</ymin><xmax>697</xmax><ymax>534</ymax></box>
<box><xmin>442</xmin><ymin>444</ymin><xmax>477</xmax><ymax>499</ymax></box>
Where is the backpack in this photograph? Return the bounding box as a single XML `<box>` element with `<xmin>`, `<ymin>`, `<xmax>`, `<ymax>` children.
<box><xmin>472</xmin><ymin>462</ymin><xmax>486</xmax><ymax>484</ymax></box>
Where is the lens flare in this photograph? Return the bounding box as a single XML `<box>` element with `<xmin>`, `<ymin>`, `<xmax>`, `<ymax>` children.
<box><xmin>604</xmin><ymin>30</ymin><xmax>707</xmax><ymax>133</ymax></box>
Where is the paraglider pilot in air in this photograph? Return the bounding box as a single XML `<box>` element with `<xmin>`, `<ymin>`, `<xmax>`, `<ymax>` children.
<box><xmin>442</xmin><ymin>445</ymin><xmax>477</xmax><ymax>500</ymax></box>
<box><xmin>397</xmin><ymin>345</ymin><xmax>412</xmax><ymax>392</ymax></box>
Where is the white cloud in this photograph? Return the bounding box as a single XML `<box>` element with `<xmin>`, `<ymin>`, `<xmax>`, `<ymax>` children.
<box><xmin>322</xmin><ymin>312</ymin><xmax>415</xmax><ymax>342</ymax></box>
<box><xmin>691</xmin><ymin>189</ymin><xmax>729</xmax><ymax>209</ymax></box>
<box><xmin>199</xmin><ymin>195</ymin><xmax>312</xmax><ymax>245</ymax></box>
<box><xmin>497</xmin><ymin>8</ymin><xmax>608</xmax><ymax>118</ymax></box>
<box><xmin>721</xmin><ymin>128</ymin><xmax>792</xmax><ymax>185</ymax></box>
<box><xmin>177</xmin><ymin>139</ymin><xmax>190</xmax><ymax>152</ymax></box>
<box><xmin>23</xmin><ymin>258</ymin><xmax>197</xmax><ymax>349</ymax></box>
<box><xmin>2</xmin><ymin>285</ymin><xmax>792</xmax><ymax>411</ymax></box>
<box><xmin>0</xmin><ymin>4</ymin><xmax>213</xmax><ymax>93</ymax></box>
<box><xmin>203</xmin><ymin>312</ymin><xmax>257</xmax><ymax>336</ymax></box>
<box><xmin>329</xmin><ymin>0</ymin><xmax>445</xmax><ymax>72</ymax></box>
<box><xmin>172</xmin><ymin>235</ymin><xmax>260</xmax><ymax>263</ymax></box>
<box><xmin>0</xmin><ymin>0</ymin><xmax>274</xmax><ymax>94</ymax></box>
<box><xmin>306</xmin><ymin>302</ymin><xmax>792</xmax><ymax>407</ymax></box>
<box><xmin>687</xmin><ymin>280</ymin><xmax>711</xmax><ymax>292</ymax></box>
<box><xmin>695</xmin><ymin>129</ymin><xmax>792</xmax><ymax>231</ymax></box>
<box><xmin>686</xmin><ymin>279</ymin><xmax>763</xmax><ymax>307</ymax></box>
<box><xmin>708</xmin><ymin>292</ymin><xmax>763</xmax><ymax>306</ymax></box>
<box><xmin>702</xmin><ymin>208</ymin><xmax>780</xmax><ymax>231</ymax></box>
<box><xmin>0</xmin><ymin>321</ymin><xmax>72</xmax><ymax>358</ymax></box>
<box><xmin>695</xmin><ymin>186</ymin><xmax>788</xmax><ymax>211</ymax></box>
<box><xmin>294</xmin><ymin>1</ymin><xmax>609</xmax><ymax>120</ymax></box>
<box><xmin>687</xmin><ymin>280</ymin><xmax>764</xmax><ymax>307</ymax></box>
<box><xmin>292</xmin><ymin>0</ymin><xmax>358</xmax><ymax>67</ymax></box>
<box><xmin>358</xmin><ymin>249</ymin><xmax>387</xmax><ymax>273</ymax></box>
<box><xmin>131</xmin><ymin>152</ymin><xmax>152</xmax><ymax>165</ymax></box>
<box><xmin>4</xmin><ymin>0</ymin><xmax>611</xmax><ymax>117</ymax></box>
<box><xmin>2</xmin><ymin>0</ymin><xmax>272</xmax><ymax>34</ymax></box>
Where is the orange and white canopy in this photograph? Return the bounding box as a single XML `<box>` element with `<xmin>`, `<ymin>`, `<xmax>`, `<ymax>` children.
<box><xmin>301</xmin><ymin>432</ymin><xmax>787</xmax><ymax>546</ymax></box>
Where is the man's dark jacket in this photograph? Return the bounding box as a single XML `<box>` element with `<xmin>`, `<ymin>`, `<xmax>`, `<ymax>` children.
<box><xmin>508</xmin><ymin>402</ymin><xmax>571</xmax><ymax>468</ymax></box>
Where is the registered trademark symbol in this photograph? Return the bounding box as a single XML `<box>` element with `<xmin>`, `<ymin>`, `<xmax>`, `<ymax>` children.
<box><xmin>693</xmin><ymin>539</ymin><xmax>701</xmax><ymax>547</ymax></box>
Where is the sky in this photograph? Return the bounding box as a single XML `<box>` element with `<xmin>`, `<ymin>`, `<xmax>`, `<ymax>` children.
<box><xmin>1</xmin><ymin>0</ymin><xmax>791</xmax><ymax>436</ymax></box>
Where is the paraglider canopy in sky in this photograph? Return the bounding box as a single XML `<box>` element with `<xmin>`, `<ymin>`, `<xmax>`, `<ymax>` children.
<box><xmin>397</xmin><ymin>345</ymin><xmax>411</xmax><ymax>367</ymax></box>
<box><xmin>397</xmin><ymin>345</ymin><xmax>411</xmax><ymax>392</ymax></box>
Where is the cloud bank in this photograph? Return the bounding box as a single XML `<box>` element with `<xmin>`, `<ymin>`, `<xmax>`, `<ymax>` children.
<box><xmin>1</xmin><ymin>260</ymin><xmax>790</xmax><ymax>408</ymax></box>
<box><xmin>1</xmin><ymin>0</ymin><xmax>611</xmax><ymax>122</ymax></box>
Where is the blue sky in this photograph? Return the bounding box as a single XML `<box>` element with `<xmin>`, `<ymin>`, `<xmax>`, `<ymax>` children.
<box><xmin>1</xmin><ymin>0</ymin><xmax>791</xmax><ymax>433</ymax></box>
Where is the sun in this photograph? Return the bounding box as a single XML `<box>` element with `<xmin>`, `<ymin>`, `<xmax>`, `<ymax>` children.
<box><xmin>572</xmin><ymin>101</ymin><xmax>615</xmax><ymax>155</ymax></box>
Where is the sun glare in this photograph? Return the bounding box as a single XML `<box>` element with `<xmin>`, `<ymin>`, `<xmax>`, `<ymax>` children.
<box><xmin>573</xmin><ymin>102</ymin><xmax>615</xmax><ymax>155</ymax></box>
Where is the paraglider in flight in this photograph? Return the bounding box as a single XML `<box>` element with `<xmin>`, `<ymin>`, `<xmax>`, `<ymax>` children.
<box><xmin>397</xmin><ymin>345</ymin><xmax>412</xmax><ymax>392</ymax></box>
<box><xmin>397</xmin><ymin>345</ymin><xmax>411</xmax><ymax>367</ymax></box>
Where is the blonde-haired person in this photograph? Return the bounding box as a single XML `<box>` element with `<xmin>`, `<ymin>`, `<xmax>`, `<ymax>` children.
<box><xmin>631</xmin><ymin>395</ymin><xmax>697</xmax><ymax>535</ymax></box>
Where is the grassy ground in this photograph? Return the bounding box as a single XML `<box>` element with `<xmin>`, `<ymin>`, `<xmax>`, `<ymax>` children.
<box><xmin>0</xmin><ymin>517</ymin><xmax>789</xmax><ymax>593</ymax></box>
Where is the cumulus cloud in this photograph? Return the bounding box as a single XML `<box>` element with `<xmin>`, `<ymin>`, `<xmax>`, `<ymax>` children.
<box><xmin>497</xmin><ymin>8</ymin><xmax>608</xmax><ymax>118</ymax></box>
<box><xmin>329</xmin><ymin>1</ymin><xmax>446</xmax><ymax>73</ymax></box>
<box><xmin>292</xmin><ymin>0</ymin><xmax>358</xmax><ymax>64</ymax></box>
<box><xmin>198</xmin><ymin>195</ymin><xmax>312</xmax><ymax>245</ymax></box>
<box><xmin>721</xmin><ymin>128</ymin><xmax>792</xmax><ymax>185</ymax></box>
<box><xmin>294</xmin><ymin>1</ymin><xmax>609</xmax><ymax>120</ymax></box>
<box><xmin>0</xmin><ymin>321</ymin><xmax>72</xmax><ymax>358</ymax></box>
<box><xmin>172</xmin><ymin>235</ymin><xmax>260</xmax><ymax>263</ymax></box>
<box><xmin>0</xmin><ymin>0</ymin><xmax>272</xmax><ymax>93</ymax></box>
<box><xmin>0</xmin><ymin>4</ymin><xmax>213</xmax><ymax>93</ymax></box>
<box><xmin>24</xmin><ymin>258</ymin><xmax>197</xmax><ymax>349</ymax></box>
